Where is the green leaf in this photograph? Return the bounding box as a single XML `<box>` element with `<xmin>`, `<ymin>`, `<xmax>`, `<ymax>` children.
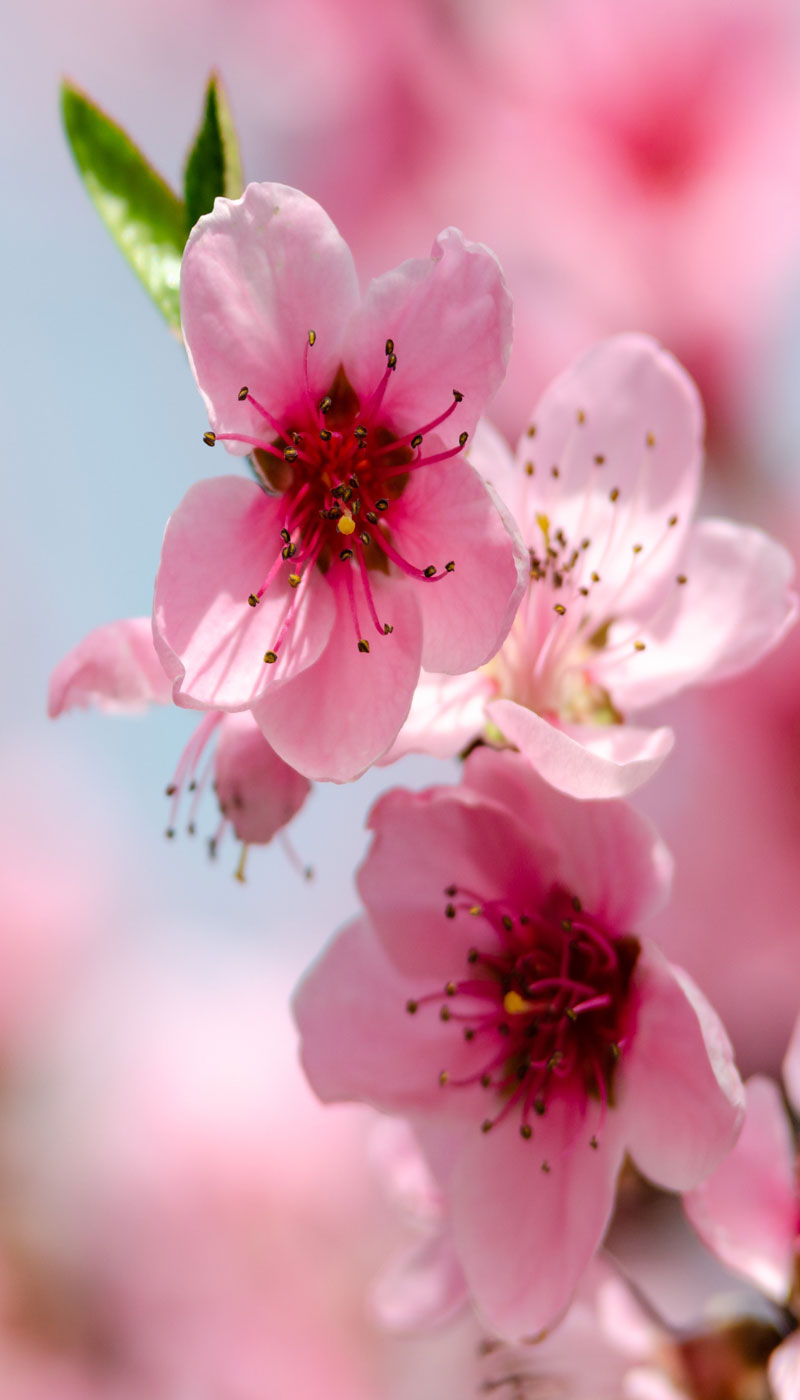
<box><xmin>184</xmin><ymin>72</ymin><xmax>244</xmax><ymax>234</ymax></box>
<box><xmin>61</xmin><ymin>80</ymin><xmax>185</xmax><ymax>330</ymax></box>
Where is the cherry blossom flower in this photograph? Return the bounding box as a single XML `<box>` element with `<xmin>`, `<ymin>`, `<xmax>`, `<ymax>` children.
<box><xmin>392</xmin><ymin>336</ymin><xmax>796</xmax><ymax>798</ymax></box>
<box><xmin>48</xmin><ymin>618</ymin><xmax>310</xmax><ymax>869</ymax></box>
<box><xmin>153</xmin><ymin>182</ymin><xmax>526</xmax><ymax>783</ymax></box>
<box><xmin>294</xmin><ymin>746</ymin><xmax>744</xmax><ymax>1338</ymax></box>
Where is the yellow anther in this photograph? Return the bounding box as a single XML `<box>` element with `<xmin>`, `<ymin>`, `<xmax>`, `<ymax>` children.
<box><xmin>337</xmin><ymin>515</ymin><xmax>356</xmax><ymax>535</ymax></box>
<box><xmin>503</xmin><ymin>990</ymin><xmax>533</xmax><ymax>1017</ymax></box>
<box><xmin>536</xmin><ymin>513</ymin><xmax>550</xmax><ymax>542</ymax></box>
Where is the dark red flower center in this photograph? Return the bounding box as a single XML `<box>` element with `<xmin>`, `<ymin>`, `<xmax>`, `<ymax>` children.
<box><xmin>203</xmin><ymin>335</ymin><xmax>467</xmax><ymax>661</ymax></box>
<box><xmin>406</xmin><ymin>884</ymin><xmax>640</xmax><ymax>1142</ymax></box>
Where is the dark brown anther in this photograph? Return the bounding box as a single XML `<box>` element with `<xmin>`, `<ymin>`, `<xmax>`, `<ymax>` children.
<box><xmin>467</xmin><ymin>948</ymin><xmax>479</xmax><ymax>964</ymax></box>
<box><xmin>365</xmin><ymin>511</ymin><xmax>378</xmax><ymax>525</ymax></box>
<box><xmin>572</xmin><ymin>896</ymin><xmax>582</xmax><ymax>911</ymax></box>
<box><xmin>445</xmin><ymin>560</ymin><xmax>455</xmax><ymax>573</ymax></box>
<box><xmin>541</xmin><ymin>1160</ymin><xmax>551</xmax><ymax>1174</ymax></box>
<box><xmin>445</xmin><ymin>884</ymin><xmax>457</xmax><ymax>896</ymax></box>
<box><xmin>387</xmin><ymin>353</ymin><xmax>397</xmax><ymax>370</ymax></box>
<box><xmin>610</xmin><ymin>487</ymin><xmax>620</xmax><ymax>502</ymax></box>
<box><xmin>668</xmin><ymin>514</ymin><xmax>679</xmax><ymax>527</ymax></box>
<box><xmin>187</xmin><ymin>822</ymin><xmax>196</xmax><ymax>836</ymax></box>
<box><xmin>247</xmin><ymin>594</ymin><xmax>259</xmax><ymax>607</ymax></box>
<box><xmin>357</xmin><ymin>639</ymin><xmax>370</xmax><ymax>654</ymax></box>
<box><xmin>445</xmin><ymin>982</ymin><xmax>457</xmax><ymax>997</ymax></box>
<box><xmin>520</xmin><ymin>1124</ymin><xmax>533</xmax><ymax>1140</ymax></box>
<box><xmin>590</xmin><ymin>1135</ymin><xmax>599</xmax><ymax>1149</ymax></box>
<box><xmin>410</xmin><ymin>434</ymin><xmax>423</xmax><ymax>449</ymax></box>
<box><xmin>319</xmin><ymin>396</ymin><xmax>333</xmax><ymax>415</ymax></box>
<box><xmin>423</xmin><ymin>564</ymin><xmax>437</xmax><ymax>578</ymax></box>
<box><xmin>502</xmin><ymin>915</ymin><xmax>513</xmax><ymax>932</ymax></box>
<box><xmin>165</xmin><ymin>783</ymin><xmax>177</xmax><ymax>796</ymax></box>
<box><xmin>553</xmin><ymin>603</ymin><xmax>567</xmax><ymax>615</ymax></box>
<box><xmin>453</xmin><ymin>390</ymin><xmax>464</xmax><ymax>402</ymax></box>
<box><xmin>339</xmin><ymin>548</ymin><xmax>354</xmax><ymax>562</ymax></box>
<box><xmin>481</xmin><ymin>1119</ymin><xmax>493</xmax><ymax>1133</ymax></box>
<box><xmin>676</xmin><ymin>574</ymin><xmax>688</xmax><ymax>585</ymax></box>
<box><xmin>203</xmin><ymin>431</ymin><xmax>216</xmax><ymax>446</ymax></box>
<box><xmin>385</xmin><ymin>338</ymin><xmax>394</xmax><ymax>356</ymax></box>
<box><xmin>458</xmin><ymin>431</ymin><xmax>468</xmax><ymax>447</ymax></box>
<box><xmin>445</xmin><ymin>903</ymin><xmax>456</xmax><ymax>919</ymax></box>
<box><xmin>439</xmin><ymin>1070</ymin><xmax>449</xmax><ymax>1086</ymax></box>
<box><xmin>406</xmin><ymin>999</ymin><xmax>418</xmax><ymax>1014</ymax></box>
<box><xmin>284</xmin><ymin>447</ymin><xmax>298</xmax><ymax>463</ymax></box>
<box><xmin>440</xmin><ymin>1006</ymin><xmax>451</xmax><ymax>1022</ymax></box>
<box><xmin>376</xmin><ymin>498</ymin><xmax>389</xmax><ymax>512</ymax></box>
<box><xmin>383</xmin><ymin>623</ymin><xmax>394</xmax><ymax>634</ymax></box>
<box><xmin>282</xmin><ymin>543</ymin><xmax>297</xmax><ymax>560</ymax></box>
<box><xmin>525</xmin><ymin>461</ymin><xmax>534</xmax><ymax>476</ymax></box>
<box><xmin>594</xmin><ymin>453</ymin><xmax>605</xmax><ymax>465</ymax></box>
<box><xmin>360</xmin><ymin>532</ymin><xmax>371</xmax><ymax>546</ymax></box>
<box><xmin>349</xmin><ymin>475</ymin><xmax>359</xmax><ymax>488</ymax></box>
<box><xmin>237</xmin><ymin>386</ymin><xmax>248</xmax><ymax>401</ymax></box>
<box><xmin>320</xmin><ymin>428</ymin><xmax>332</xmax><ymax>442</ymax></box>
<box><xmin>464</xmin><ymin>1028</ymin><xmax>475</xmax><ymax>1041</ymax></box>
<box><xmin>330</xmin><ymin>485</ymin><xmax>344</xmax><ymax>500</ymax></box>
<box><xmin>165</xmin><ymin>827</ymin><xmax>176</xmax><ymax>839</ymax></box>
<box><xmin>264</xmin><ymin>651</ymin><xmax>278</xmax><ymax>664</ymax></box>
<box><xmin>354</xmin><ymin>425</ymin><xmax>367</xmax><ymax>440</ymax></box>
<box><xmin>280</xmin><ymin>527</ymin><xmax>291</xmax><ymax>543</ymax></box>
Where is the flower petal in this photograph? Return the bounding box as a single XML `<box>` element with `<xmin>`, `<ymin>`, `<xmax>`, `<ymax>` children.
<box><xmin>450</xmin><ymin>1095</ymin><xmax>626</xmax><ymax>1339</ymax></box>
<box><xmin>467</xmin><ymin>415</ymin><xmax>519</xmax><ymax>513</ymax></box>
<box><xmin>48</xmin><ymin>617</ymin><xmax>172</xmax><ymax>716</ymax></box>
<box><xmin>621</xmin><ymin>946</ymin><xmax>745</xmax><ymax>1192</ymax></box>
<box><xmin>768</xmin><ymin>1329</ymin><xmax>800</xmax><ymax>1400</ymax></box>
<box><xmin>782</xmin><ymin>1012</ymin><xmax>800</xmax><ymax>1118</ymax></box>
<box><xmin>153</xmin><ymin>477</ymin><xmax>336</xmax><ymax>710</ymax></box>
<box><xmin>292</xmin><ymin>916</ymin><xmax>479</xmax><ymax>1115</ymax></box>
<box><xmin>251</xmin><ymin>570</ymin><xmax>423</xmax><ymax>781</ymax></box>
<box><xmin>389</xmin><ymin>454</ymin><xmax>527</xmax><ymax>672</ymax></box>
<box><xmin>461</xmin><ymin>747</ymin><xmax>673</xmax><ymax>930</ymax></box>
<box><xmin>359</xmin><ymin>778</ymin><xmax>555</xmax><ymax>979</ymax></box>
<box><xmin>214</xmin><ymin>712</ymin><xmax>311</xmax><ymax>846</ymax></box>
<box><xmin>602</xmin><ymin>518</ymin><xmax>798</xmax><ymax>712</ymax></box>
<box><xmin>683</xmin><ymin>1075</ymin><xmax>797</xmax><ymax>1304</ymax></box>
<box><xmin>486</xmin><ymin>698</ymin><xmax>674</xmax><ymax>799</ymax></box>
<box><xmin>343</xmin><ymin>227</ymin><xmax>512</xmax><ymax>442</ymax></box>
<box><xmin>370</xmin><ymin>1231</ymin><xmax>467</xmax><ymax>1333</ymax></box>
<box><xmin>512</xmin><ymin>335</ymin><xmax>703</xmax><ymax>616</ymax></box>
<box><xmin>181</xmin><ymin>183</ymin><xmax>359</xmax><ymax>450</ymax></box>
<box><xmin>380</xmin><ymin>670</ymin><xmax>495</xmax><ymax>763</ymax></box>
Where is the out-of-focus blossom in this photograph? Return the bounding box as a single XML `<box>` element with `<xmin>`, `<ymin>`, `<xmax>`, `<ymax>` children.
<box><xmin>393</xmin><ymin>337</ymin><xmax>796</xmax><ymax>798</ymax></box>
<box><xmin>48</xmin><ymin>617</ymin><xmax>311</xmax><ymax>862</ymax></box>
<box><xmin>294</xmin><ymin>746</ymin><xmax>743</xmax><ymax>1338</ymax></box>
<box><xmin>154</xmin><ymin>182</ymin><xmax>525</xmax><ymax>782</ymax></box>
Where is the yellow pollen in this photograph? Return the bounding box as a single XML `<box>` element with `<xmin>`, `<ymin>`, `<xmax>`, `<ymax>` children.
<box><xmin>337</xmin><ymin>515</ymin><xmax>356</xmax><ymax>536</ymax></box>
<box><xmin>503</xmin><ymin>990</ymin><xmax>533</xmax><ymax>1017</ymax></box>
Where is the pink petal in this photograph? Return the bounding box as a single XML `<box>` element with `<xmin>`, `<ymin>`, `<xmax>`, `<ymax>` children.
<box><xmin>153</xmin><ymin>477</ymin><xmax>335</xmax><ymax>710</ymax></box>
<box><xmin>621</xmin><ymin>946</ymin><xmax>745</xmax><ymax>1192</ymax></box>
<box><xmin>461</xmin><ymin>747</ymin><xmax>673</xmax><ymax>930</ymax></box>
<box><xmin>342</xmin><ymin>227</ymin><xmax>512</xmax><ymax>442</ymax></box>
<box><xmin>769</xmin><ymin>1330</ymin><xmax>800</xmax><ymax>1400</ymax></box>
<box><xmin>450</xmin><ymin>1094</ymin><xmax>626</xmax><ymax>1339</ymax></box>
<box><xmin>683</xmin><ymin>1075</ymin><xmax>798</xmax><ymax>1304</ymax></box>
<box><xmin>467</xmin><ymin>416</ymin><xmax>519</xmax><ymax>513</ymax></box>
<box><xmin>359</xmin><ymin>780</ymin><xmax>554</xmax><ymax>979</ymax></box>
<box><xmin>389</xmin><ymin>454</ymin><xmax>527</xmax><ymax>672</ymax></box>
<box><xmin>181</xmin><ymin>183</ymin><xmax>359</xmax><ymax>451</ymax></box>
<box><xmin>513</xmin><ymin>335</ymin><xmax>703</xmax><ymax>615</ymax></box>
<box><xmin>604</xmin><ymin>518</ymin><xmax>798</xmax><ymax>713</ymax></box>
<box><xmin>292</xmin><ymin>917</ymin><xmax>479</xmax><ymax>1115</ymax></box>
<box><xmin>782</xmin><ymin>1013</ymin><xmax>800</xmax><ymax>1117</ymax></box>
<box><xmin>214</xmin><ymin>712</ymin><xmax>310</xmax><ymax>846</ymax></box>
<box><xmin>370</xmin><ymin>1230</ymin><xmax>467</xmax><ymax>1333</ymax></box>
<box><xmin>48</xmin><ymin>617</ymin><xmax>172</xmax><ymax>716</ymax></box>
<box><xmin>251</xmin><ymin>569</ymin><xmax>423</xmax><ymax>781</ymax></box>
<box><xmin>380</xmin><ymin>669</ymin><xmax>495</xmax><ymax>763</ymax></box>
<box><xmin>486</xmin><ymin>698</ymin><xmax>674</xmax><ymax>799</ymax></box>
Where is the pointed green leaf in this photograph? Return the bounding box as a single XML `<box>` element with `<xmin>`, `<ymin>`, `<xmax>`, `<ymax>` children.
<box><xmin>61</xmin><ymin>80</ymin><xmax>185</xmax><ymax>330</ymax></box>
<box><xmin>184</xmin><ymin>72</ymin><xmax>244</xmax><ymax>234</ymax></box>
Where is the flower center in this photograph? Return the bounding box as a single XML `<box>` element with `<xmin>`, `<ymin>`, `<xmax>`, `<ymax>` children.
<box><xmin>203</xmin><ymin>335</ymin><xmax>466</xmax><ymax>661</ymax></box>
<box><xmin>406</xmin><ymin>885</ymin><xmax>639</xmax><ymax>1144</ymax></box>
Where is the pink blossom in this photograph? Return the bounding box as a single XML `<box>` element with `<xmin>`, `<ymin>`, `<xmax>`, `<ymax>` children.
<box><xmin>294</xmin><ymin>746</ymin><xmax>744</xmax><ymax>1338</ymax></box>
<box><xmin>393</xmin><ymin>336</ymin><xmax>796</xmax><ymax>798</ymax></box>
<box><xmin>153</xmin><ymin>182</ymin><xmax>526</xmax><ymax>782</ymax></box>
<box><xmin>684</xmin><ymin>1018</ymin><xmax>800</xmax><ymax>1308</ymax></box>
<box><xmin>48</xmin><ymin>618</ymin><xmax>310</xmax><ymax>861</ymax></box>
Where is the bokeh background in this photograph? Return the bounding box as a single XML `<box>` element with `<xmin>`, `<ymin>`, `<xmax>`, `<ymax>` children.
<box><xmin>4</xmin><ymin>0</ymin><xmax>800</xmax><ymax>1392</ymax></box>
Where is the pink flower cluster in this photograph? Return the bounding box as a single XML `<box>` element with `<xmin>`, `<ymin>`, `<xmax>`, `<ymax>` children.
<box><xmin>50</xmin><ymin>180</ymin><xmax>800</xmax><ymax>1367</ymax></box>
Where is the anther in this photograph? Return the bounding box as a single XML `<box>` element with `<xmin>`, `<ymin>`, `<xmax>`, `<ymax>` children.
<box><xmin>349</xmin><ymin>475</ymin><xmax>359</xmax><ymax>488</ymax></box>
<box><xmin>502</xmin><ymin>915</ymin><xmax>513</xmax><ymax>932</ymax></box>
<box><xmin>203</xmin><ymin>431</ymin><xmax>216</xmax><ymax>447</ymax></box>
<box><xmin>464</xmin><ymin>1028</ymin><xmax>475</xmax><ymax>1041</ymax></box>
<box><xmin>339</xmin><ymin>548</ymin><xmax>354</xmax><ymax>562</ymax></box>
<box><xmin>410</xmin><ymin>434</ymin><xmax>423</xmax><ymax>449</ymax></box>
<box><xmin>525</xmin><ymin>462</ymin><xmax>534</xmax><ymax>476</ymax></box>
<box><xmin>541</xmin><ymin>1161</ymin><xmax>551</xmax><ymax>1174</ymax></box>
<box><xmin>677</xmin><ymin>574</ymin><xmax>688</xmax><ymax>585</ymax></box>
<box><xmin>319</xmin><ymin>396</ymin><xmax>333</xmax><ymax>415</ymax></box>
<box><xmin>467</xmin><ymin>948</ymin><xmax>479</xmax><ymax>964</ymax></box>
<box><xmin>481</xmin><ymin>1119</ymin><xmax>492</xmax><ymax>1132</ymax></box>
<box><xmin>668</xmin><ymin>514</ymin><xmax>678</xmax><ymax>527</ymax></box>
<box><xmin>288</xmin><ymin>574</ymin><xmax>301</xmax><ymax>589</ymax></box>
<box><xmin>561</xmin><ymin>918</ymin><xmax>572</xmax><ymax>931</ymax></box>
<box><xmin>360</xmin><ymin>532</ymin><xmax>371</xmax><ymax>546</ymax></box>
<box><xmin>590</xmin><ymin>1135</ymin><xmax>599</xmax><ymax>1150</ymax></box>
<box><xmin>385</xmin><ymin>338</ymin><xmax>394</xmax><ymax>356</ymax></box>
<box><xmin>354</xmin><ymin>425</ymin><xmax>367</xmax><ymax>440</ymax></box>
<box><xmin>165</xmin><ymin>784</ymin><xmax>177</xmax><ymax>796</ymax></box>
<box><xmin>237</xmin><ymin>386</ymin><xmax>248</xmax><ymax>401</ymax></box>
<box><xmin>382</xmin><ymin>623</ymin><xmax>393</xmax><ymax>634</ymax></box>
<box><xmin>165</xmin><ymin>827</ymin><xmax>176</xmax><ymax>839</ymax></box>
<box><xmin>264</xmin><ymin>651</ymin><xmax>278</xmax><ymax>664</ymax></box>
<box><xmin>282</xmin><ymin>543</ymin><xmax>297</xmax><ymax>559</ymax></box>
<box><xmin>445</xmin><ymin>904</ymin><xmax>456</xmax><ymax>919</ymax></box>
<box><xmin>528</xmin><ymin>425</ymin><xmax>537</xmax><ymax>437</ymax></box>
<box><xmin>423</xmin><ymin>565</ymin><xmax>437</xmax><ymax>578</ymax></box>
<box><xmin>445</xmin><ymin>982</ymin><xmax>457</xmax><ymax>996</ymax></box>
<box><xmin>247</xmin><ymin>594</ymin><xmax>259</xmax><ymax>607</ymax></box>
<box><xmin>572</xmin><ymin>896</ymin><xmax>582</xmax><ymax>911</ymax></box>
<box><xmin>520</xmin><ymin>1124</ymin><xmax>533</xmax><ymax>1140</ymax></box>
<box><xmin>284</xmin><ymin>447</ymin><xmax>298</xmax><ymax>463</ymax></box>
<box><xmin>440</xmin><ymin>1006</ymin><xmax>451</xmax><ymax>1022</ymax></box>
<box><xmin>632</xmin><ymin>543</ymin><xmax>643</xmax><ymax>554</ymax></box>
<box><xmin>646</xmin><ymin>432</ymin><xmax>656</xmax><ymax>447</ymax></box>
<box><xmin>534</xmin><ymin>1096</ymin><xmax>545</xmax><ymax>1116</ymax></box>
<box><xmin>634</xmin><ymin>640</ymin><xmax>646</xmax><ymax>651</ymax></box>
<box><xmin>445</xmin><ymin>560</ymin><xmax>455</xmax><ymax>573</ymax></box>
<box><xmin>387</xmin><ymin>353</ymin><xmax>397</xmax><ymax>370</ymax></box>
<box><xmin>445</xmin><ymin>885</ymin><xmax>457</xmax><ymax>896</ymax></box>
<box><xmin>551</xmin><ymin>466</ymin><xmax>560</xmax><ymax>478</ymax></box>
<box><xmin>553</xmin><ymin>603</ymin><xmax>566</xmax><ymax>615</ymax></box>
<box><xmin>591</xmin><ymin>571</ymin><xmax>601</xmax><ymax>583</ymax></box>
<box><xmin>453</xmin><ymin>390</ymin><xmax>464</xmax><ymax>402</ymax></box>
<box><xmin>610</xmin><ymin>487</ymin><xmax>620</xmax><ymax>502</ymax></box>
<box><xmin>458</xmin><ymin>431</ymin><xmax>468</xmax><ymax>447</ymax></box>
<box><xmin>308</xmin><ymin>330</ymin><xmax>316</xmax><ymax>346</ymax></box>
<box><xmin>594</xmin><ymin>453</ymin><xmax>605</xmax><ymax>465</ymax></box>
<box><xmin>375</xmin><ymin>499</ymin><xmax>389</xmax><ymax>512</ymax></box>
<box><xmin>406</xmin><ymin>999</ymin><xmax>418</xmax><ymax>1014</ymax></box>
<box><xmin>365</xmin><ymin>511</ymin><xmax>378</xmax><ymax>525</ymax></box>
<box><xmin>439</xmin><ymin>1071</ymin><xmax>449</xmax><ymax>1086</ymax></box>
<box><xmin>320</xmin><ymin>429</ymin><xmax>332</xmax><ymax>442</ymax></box>
<box><xmin>577</xmin><ymin>409</ymin><xmax>586</xmax><ymax>424</ymax></box>
<box><xmin>280</xmin><ymin>528</ymin><xmax>291</xmax><ymax>543</ymax></box>
<box><xmin>357</xmin><ymin>639</ymin><xmax>370</xmax><ymax>654</ymax></box>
